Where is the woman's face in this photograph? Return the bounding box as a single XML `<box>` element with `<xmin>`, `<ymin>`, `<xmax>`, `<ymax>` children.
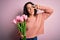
<box><xmin>27</xmin><ymin>4</ymin><xmax>34</xmax><ymax>15</ymax></box>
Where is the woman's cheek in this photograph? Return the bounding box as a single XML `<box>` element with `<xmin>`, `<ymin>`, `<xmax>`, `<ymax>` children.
<box><xmin>28</xmin><ymin>10</ymin><xmax>31</xmax><ymax>13</ymax></box>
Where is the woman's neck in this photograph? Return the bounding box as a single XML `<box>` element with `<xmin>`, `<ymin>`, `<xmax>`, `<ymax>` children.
<box><xmin>29</xmin><ymin>14</ymin><xmax>35</xmax><ymax>18</ymax></box>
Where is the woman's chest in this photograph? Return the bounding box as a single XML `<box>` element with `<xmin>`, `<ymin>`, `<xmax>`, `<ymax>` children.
<box><xmin>26</xmin><ymin>17</ymin><xmax>36</xmax><ymax>28</ymax></box>
<box><xmin>26</xmin><ymin>15</ymin><xmax>42</xmax><ymax>28</ymax></box>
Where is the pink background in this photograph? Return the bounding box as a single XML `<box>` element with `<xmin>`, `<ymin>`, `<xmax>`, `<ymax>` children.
<box><xmin>0</xmin><ymin>0</ymin><xmax>60</xmax><ymax>40</ymax></box>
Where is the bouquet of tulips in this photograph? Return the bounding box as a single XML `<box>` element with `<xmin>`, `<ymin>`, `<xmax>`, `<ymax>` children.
<box><xmin>13</xmin><ymin>14</ymin><xmax>28</xmax><ymax>40</ymax></box>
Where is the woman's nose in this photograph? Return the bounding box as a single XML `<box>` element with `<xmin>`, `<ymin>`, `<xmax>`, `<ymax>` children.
<box><xmin>30</xmin><ymin>8</ymin><xmax>34</xmax><ymax>10</ymax></box>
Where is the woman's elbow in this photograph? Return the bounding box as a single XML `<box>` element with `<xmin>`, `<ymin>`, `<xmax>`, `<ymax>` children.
<box><xmin>48</xmin><ymin>7</ymin><xmax>54</xmax><ymax>14</ymax></box>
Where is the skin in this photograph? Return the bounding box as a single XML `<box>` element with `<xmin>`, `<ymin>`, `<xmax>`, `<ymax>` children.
<box><xmin>26</xmin><ymin>4</ymin><xmax>36</xmax><ymax>24</ymax></box>
<box><xmin>27</xmin><ymin>4</ymin><xmax>35</xmax><ymax>17</ymax></box>
<box><xmin>20</xmin><ymin>3</ymin><xmax>53</xmax><ymax>38</ymax></box>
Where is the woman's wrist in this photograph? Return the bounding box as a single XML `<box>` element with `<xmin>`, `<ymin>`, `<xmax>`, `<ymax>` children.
<box><xmin>34</xmin><ymin>4</ymin><xmax>40</xmax><ymax>9</ymax></box>
<box><xmin>34</xmin><ymin>4</ymin><xmax>48</xmax><ymax>13</ymax></box>
<box><xmin>39</xmin><ymin>5</ymin><xmax>48</xmax><ymax>12</ymax></box>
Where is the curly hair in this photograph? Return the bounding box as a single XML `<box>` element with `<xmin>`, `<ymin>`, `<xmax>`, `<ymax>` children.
<box><xmin>23</xmin><ymin>2</ymin><xmax>37</xmax><ymax>17</ymax></box>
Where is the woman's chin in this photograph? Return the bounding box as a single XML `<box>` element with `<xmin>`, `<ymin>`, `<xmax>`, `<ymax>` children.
<box><xmin>30</xmin><ymin>13</ymin><xmax>34</xmax><ymax>15</ymax></box>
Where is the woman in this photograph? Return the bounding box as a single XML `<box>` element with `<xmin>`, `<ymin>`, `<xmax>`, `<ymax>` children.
<box><xmin>19</xmin><ymin>2</ymin><xmax>53</xmax><ymax>40</ymax></box>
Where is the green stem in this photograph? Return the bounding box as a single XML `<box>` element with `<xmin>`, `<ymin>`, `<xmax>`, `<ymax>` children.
<box><xmin>17</xmin><ymin>22</ymin><xmax>26</xmax><ymax>40</ymax></box>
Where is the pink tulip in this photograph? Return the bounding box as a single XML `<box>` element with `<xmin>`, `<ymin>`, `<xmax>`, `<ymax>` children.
<box><xmin>19</xmin><ymin>16</ymin><xmax>24</xmax><ymax>22</ymax></box>
<box><xmin>16</xmin><ymin>15</ymin><xmax>23</xmax><ymax>22</ymax></box>
<box><xmin>13</xmin><ymin>19</ymin><xmax>17</xmax><ymax>24</ymax></box>
<box><xmin>16</xmin><ymin>15</ymin><xmax>21</xmax><ymax>22</ymax></box>
<box><xmin>22</xmin><ymin>14</ymin><xmax>28</xmax><ymax>20</ymax></box>
<box><xmin>13</xmin><ymin>15</ymin><xmax>27</xmax><ymax>24</ymax></box>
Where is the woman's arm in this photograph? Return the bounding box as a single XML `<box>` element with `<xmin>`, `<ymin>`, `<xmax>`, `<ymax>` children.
<box><xmin>35</xmin><ymin>5</ymin><xmax>53</xmax><ymax>20</ymax></box>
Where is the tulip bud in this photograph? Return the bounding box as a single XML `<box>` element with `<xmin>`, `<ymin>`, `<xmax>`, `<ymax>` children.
<box><xmin>22</xmin><ymin>14</ymin><xmax>28</xmax><ymax>21</ymax></box>
<box><xmin>13</xmin><ymin>19</ymin><xmax>17</xmax><ymax>24</ymax></box>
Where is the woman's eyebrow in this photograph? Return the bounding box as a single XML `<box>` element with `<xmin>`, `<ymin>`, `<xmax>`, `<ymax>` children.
<box><xmin>27</xmin><ymin>6</ymin><xmax>31</xmax><ymax>8</ymax></box>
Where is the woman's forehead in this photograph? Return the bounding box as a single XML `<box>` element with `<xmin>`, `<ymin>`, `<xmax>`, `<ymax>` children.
<box><xmin>27</xmin><ymin>4</ymin><xmax>32</xmax><ymax>8</ymax></box>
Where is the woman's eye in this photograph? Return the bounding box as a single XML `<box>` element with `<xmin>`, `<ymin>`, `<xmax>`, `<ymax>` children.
<box><xmin>32</xmin><ymin>5</ymin><xmax>35</xmax><ymax>8</ymax></box>
<box><xmin>27</xmin><ymin>7</ymin><xmax>30</xmax><ymax>9</ymax></box>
